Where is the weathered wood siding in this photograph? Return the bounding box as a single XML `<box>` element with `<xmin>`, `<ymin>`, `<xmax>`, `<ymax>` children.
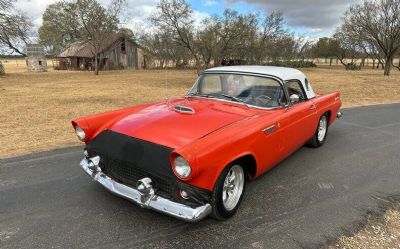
<box><xmin>103</xmin><ymin>39</ymin><xmax>143</xmax><ymax>70</ymax></box>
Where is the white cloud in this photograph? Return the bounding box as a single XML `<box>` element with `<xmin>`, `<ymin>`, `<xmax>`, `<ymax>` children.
<box><xmin>193</xmin><ymin>10</ymin><xmax>211</xmax><ymax>28</ymax></box>
<box><xmin>121</xmin><ymin>0</ymin><xmax>159</xmax><ymax>34</ymax></box>
<box><xmin>15</xmin><ymin>0</ymin><xmax>57</xmax><ymax>27</ymax></box>
<box><xmin>310</xmin><ymin>28</ymin><xmax>323</xmax><ymax>33</ymax></box>
<box><xmin>225</xmin><ymin>0</ymin><xmax>358</xmax><ymax>30</ymax></box>
<box><xmin>13</xmin><ymin>0</ymin><xmax>159</xmax><ymax>37</ymax></box>
<box><xmin>203</xmin><ymin>0</ymin><xmax>219</xmax><ymax>7</ymax></box>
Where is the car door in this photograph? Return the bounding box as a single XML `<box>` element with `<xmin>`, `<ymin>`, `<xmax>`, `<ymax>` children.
<box><xmin>251</xmin><ymin>77</ymin><xmax>293</xmax><ymax>173</ymax></box>
<box><xmin>284</xmin><ymin>80</ymin><xmax>318</xmax><ymax>153</ymax></box>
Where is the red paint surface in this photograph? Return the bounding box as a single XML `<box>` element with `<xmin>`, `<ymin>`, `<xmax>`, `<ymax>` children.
<box><xmin>73</xmin><ymin>93</ymin><xmax>341</xmax><ymax>191</ymax></box>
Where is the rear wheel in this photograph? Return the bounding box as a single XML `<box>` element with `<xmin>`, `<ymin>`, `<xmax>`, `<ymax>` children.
<box><xmin>307</xmin><ymin>114</ymin><xmax>329</xmax><ymax>148</ymax></box>
<box><xmin>211</xmin><ymin>163</ymin><xmax>246</xmax><ymax>220</ymax></box>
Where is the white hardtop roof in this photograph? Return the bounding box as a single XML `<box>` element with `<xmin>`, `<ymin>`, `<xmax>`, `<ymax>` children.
<box><xmin>204</xmin><ymin>65</ymin><xmax>306</xmax><ymax>82</ymax></box>
<box><xmin>204</xmin><ymin>65</ymin><xmax>316</xmax><ymax>99</ymax></box>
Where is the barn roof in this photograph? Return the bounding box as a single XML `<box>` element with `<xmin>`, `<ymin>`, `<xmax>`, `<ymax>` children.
<box><xmin>57</xmin><ymin>33</ymin><xmax>128</xmax><ymax>58</ymax></box>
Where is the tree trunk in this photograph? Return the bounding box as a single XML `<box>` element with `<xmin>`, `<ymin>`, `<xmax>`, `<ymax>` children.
<box><xmin>372</xmin><ymin>59</ymin><xmax>375</xmax><ymax>69</ymax></box>
<box><xmin>0</xmin><ymin>61</ymin><xmax>5</xmax><ymax>75</ymax></box>
<box><xmin>196</xmin><ymin>59</ymin><xmax>201</xmax><ymax>75</ymax></box>
<box><xmin>384</xmin><ymin>56</ymin><xmax>392</xmax><ymax>76</ymax></box>
<box><xmin>94</xmin><ymin>53</ymin><xmax>99</xmax><ymax>75</ymax></box>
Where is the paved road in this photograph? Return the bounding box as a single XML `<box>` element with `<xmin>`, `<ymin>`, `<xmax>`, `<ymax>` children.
<box><xmin>1</xmin><ymin>104</ymin><xmax>399</xmax><ymax>249</ymax></box>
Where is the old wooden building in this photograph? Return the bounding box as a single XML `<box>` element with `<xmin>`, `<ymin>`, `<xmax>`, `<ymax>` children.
<box><xmin>55</xmin><ymin>33</ymin><xmax>147</xmax><ymax>70</ymax></box>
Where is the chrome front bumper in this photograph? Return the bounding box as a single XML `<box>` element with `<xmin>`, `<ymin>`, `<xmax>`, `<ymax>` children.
<box><xmin>80</xmin><ymin>157</ymin><xmax>212</xmax><ymax>222</ymax></box>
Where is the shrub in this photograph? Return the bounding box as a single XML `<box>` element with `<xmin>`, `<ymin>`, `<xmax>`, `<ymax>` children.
<box><xmin>265</xmin><ymin>60</ymin><xmax>317</xmax><ymax>68</ymax></box>
<box><xmin>345</xmin><ymin>62</ymin><xmax>361</xmax><ymax>70</ymax></box>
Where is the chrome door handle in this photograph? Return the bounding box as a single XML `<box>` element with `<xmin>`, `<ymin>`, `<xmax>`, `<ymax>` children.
<box><xmin>263</xmin><ymin>124</ymin><xmax>277</xmax><ymax>134</ymax></box>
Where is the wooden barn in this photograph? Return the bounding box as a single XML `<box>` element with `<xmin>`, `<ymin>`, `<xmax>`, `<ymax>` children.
<box><xmin>55</xmin><ymin>33</ymin><xmax>148</xmax><ymax>70</ymax></box>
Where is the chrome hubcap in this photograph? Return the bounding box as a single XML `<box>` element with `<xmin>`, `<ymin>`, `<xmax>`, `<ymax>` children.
<box><xmin>222</xmin><ymin>165</ymin><xmax>244</xmax><ymax>211</ymax></box>
<box><xmin>318</xmin><ymin>116</ymin><xmax>327</xmax><ymax>142</ymax></box>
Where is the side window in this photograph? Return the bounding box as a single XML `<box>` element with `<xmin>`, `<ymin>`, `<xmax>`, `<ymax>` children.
<box><xmin>200</xmin><ymin>75</ymin><xmax>222</xmax><ymax>94</ymax></box>
<box><xmin>286</xmin><ymin>80</ymin><xmax>307</xmax><ymax>103</ymax></box>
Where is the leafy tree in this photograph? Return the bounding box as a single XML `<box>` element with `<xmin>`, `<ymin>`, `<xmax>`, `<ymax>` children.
<box><xmin>38</xmin><ymin>2</ymin><xmax>81</xmax><ymax>54</ymax></box>
<box><xmin>313</xmin><ymin>38</ymin><xmax>335</xmax><ymax>64</ymax></box>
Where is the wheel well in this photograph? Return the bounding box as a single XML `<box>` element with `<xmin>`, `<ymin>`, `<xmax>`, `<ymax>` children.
<box><xmin>235</xmin><ymin>154</ymin><xmax>257</xmax><ymax>179</ymax></box>
<box><xmin>325</xmin><ymin>110</ymin><xmax>332</xmax><ymax>124</ymax></box>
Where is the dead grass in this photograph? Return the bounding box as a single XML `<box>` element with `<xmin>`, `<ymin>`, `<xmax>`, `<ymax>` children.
<box><xmin>328</xmin><ymin>204</ymin><xmax>400</xmax><ymax>249</ymax></box>
<box><xmin>0</xmin><ymin>60</ymin><xmax>399</xmax><ymax>158</ymax></box>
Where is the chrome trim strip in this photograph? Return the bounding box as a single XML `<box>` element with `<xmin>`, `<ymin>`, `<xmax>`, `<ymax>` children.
<box><xmin>174</xmin><ymin>105</ymin><xmax>195</xmax><ymax>114</ymax></box>
<box><xmin>80</xmin><ymin>157</ymin><xmax>212</xmax><ymax>222</ymax></box>
<box><xmin>186</xmin><ymin>96</ymin><xmax>285</xmax><ymax>111</ymax></box>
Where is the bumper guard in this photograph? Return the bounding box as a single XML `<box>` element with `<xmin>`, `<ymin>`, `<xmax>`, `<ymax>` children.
<box><xmin>80</xmin><ymin>157</ymin><xmax>212</xmax><ymax>222</ymax></box>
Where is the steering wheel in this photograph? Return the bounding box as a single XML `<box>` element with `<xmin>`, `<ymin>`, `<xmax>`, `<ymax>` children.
<box><xmin>255</xmin><ymin>95</ymin><xmax>272</xmax><ymax>106</ymax></box>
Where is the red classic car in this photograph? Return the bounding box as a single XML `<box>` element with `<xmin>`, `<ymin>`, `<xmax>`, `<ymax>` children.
<box><xmin>72</xmin><ymin>66</ymin><xmax>342</xmax><ymax>222</ymax></box>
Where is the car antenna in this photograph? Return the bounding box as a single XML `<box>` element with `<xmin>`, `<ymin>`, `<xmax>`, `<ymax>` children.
<box><xmin>164</xmin><ymin>65</ymin><xmax>169</xmax><ymax>102</ymax></box>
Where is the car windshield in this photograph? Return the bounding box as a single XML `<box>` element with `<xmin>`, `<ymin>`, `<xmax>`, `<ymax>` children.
<box><xmin>187</xmin><ymin>73</ymin><xmax>287</xmax><ymax>108</ymax></box>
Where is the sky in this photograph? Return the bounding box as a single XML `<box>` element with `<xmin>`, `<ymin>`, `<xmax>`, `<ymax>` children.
<box><xmin>14</xmin><ymin>0</ymin><xmax>360</xmax><ymax>41</ymax></box>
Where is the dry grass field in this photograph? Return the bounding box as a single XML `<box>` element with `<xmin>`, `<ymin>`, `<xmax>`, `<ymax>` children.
<box><xmin>1</xmin><ymin>59</ymin><xmax>399</xmax><ymax>158</ymax></box>
<box><xmin>1</xmin><ymin>59</ymin><xmax>400</xmax><ymax>247</ymax></box>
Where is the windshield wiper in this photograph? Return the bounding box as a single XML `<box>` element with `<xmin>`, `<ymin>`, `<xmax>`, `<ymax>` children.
<box><xmin>187</xmin><ymin>93</ymin><xmax>216</xmax><ymax>98</ymax></box>
<box><xmin>221</xmin><ymin>94</ymin><xmax>250</xmax><ymax>108</ymax></box>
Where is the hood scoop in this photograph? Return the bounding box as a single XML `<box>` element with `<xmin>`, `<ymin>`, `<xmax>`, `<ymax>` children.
<box><xmin>174</xmin><ymin>105</ymin><xmax>195</xmax><ymax>114</ymax></box>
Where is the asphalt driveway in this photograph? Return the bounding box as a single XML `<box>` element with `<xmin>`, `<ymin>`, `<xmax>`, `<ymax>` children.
<box><xmin>1</xmin><ymin>103</ymin><xmax>399</xmax><ymax>249</ymax></box>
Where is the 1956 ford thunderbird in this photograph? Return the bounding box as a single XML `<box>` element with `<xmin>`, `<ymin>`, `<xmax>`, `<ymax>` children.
<box><xmin>72</xmin><ymin>66</ymin><xmax>342</xmax><ymax>222</ymax></box>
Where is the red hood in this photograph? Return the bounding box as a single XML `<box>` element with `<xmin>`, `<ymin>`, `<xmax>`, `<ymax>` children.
<box><xmin>108</xmin><ymin>98</ymin><xmax>259</xmax><ymax>148</ymax></box>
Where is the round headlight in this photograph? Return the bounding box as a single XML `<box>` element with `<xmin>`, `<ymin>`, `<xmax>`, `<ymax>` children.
<box><xmin>75</xmin><ymin>126</ymin><xmax>86</xmax><ymax>141</ymax></box>
<box><xmin>173</xmin><ymin>156</ymin><xmax>191</xmax><ymax>179</ymax></box>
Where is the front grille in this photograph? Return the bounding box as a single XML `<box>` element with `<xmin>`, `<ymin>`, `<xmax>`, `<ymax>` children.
<box><xmin>100</xmin><ymin>155</ymin><xmax>175</xmax><ymax>198</ymax></box>
<box><xmin>86</xmin><ymin>130</ymin><xmax>177</xmax><ymax>199</ymax></box>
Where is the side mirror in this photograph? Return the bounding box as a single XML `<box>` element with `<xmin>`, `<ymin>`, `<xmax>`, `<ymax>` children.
<box><xmin>289</xmin><ymin>94</ymin><xmax>300</xmax><ymax>104</ymax></box>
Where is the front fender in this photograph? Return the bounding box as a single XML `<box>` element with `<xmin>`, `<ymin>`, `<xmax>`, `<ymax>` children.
<box><xmin>71</xmin><ymin>102</ymin><xmax>155</xmax><ymax>143</ymax></box>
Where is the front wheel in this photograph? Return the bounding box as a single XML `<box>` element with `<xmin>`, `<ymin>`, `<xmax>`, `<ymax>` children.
<box><xmin>307</xmin><ymin>114</ymin><xmax>329</xmax><ymax>148</ymax></box>
<box><xmin>211</xmin><ymin>163</ymin><xmax>246</xmax><ymax>220</ymax></box>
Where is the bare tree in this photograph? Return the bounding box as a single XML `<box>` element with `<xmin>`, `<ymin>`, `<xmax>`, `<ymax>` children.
<box><xmin>147</xmin><ymin>1</ymin><xmax>312</xmax><ymax>68</ymax></box>
<box><xmin>151</xmin><ymin>0</ymin><xmax>201</xmax><ymax>73</ymax></box>
<box><xmin>141</xmin><ymin>29</ymin><xmax>184</xmax><ymax>68</ymax></box>
<box><xmin>342</xmin><ymin>0</ymin><xmax>400</xmax><ymax>75</ymax></box>
<box><xmin>0</xmin><ymin>0</ymin><xmax>33</xmax><ymax>56</ymax></box>
<box><xmin>196</xmin><ymin>18</ymin><xmax>220</xmax><ymax>68</ymax></box>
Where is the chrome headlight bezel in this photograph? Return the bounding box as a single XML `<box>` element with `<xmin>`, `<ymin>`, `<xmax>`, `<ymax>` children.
<box><xmin>75</xmin><ymin>125</ymin><xmax>86</xmax><ymax>141</ymax></box>
<box><xmin>173</xmin><ymin>156</ymin><xmax>192</xmax><ymax>179</ymax></box>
